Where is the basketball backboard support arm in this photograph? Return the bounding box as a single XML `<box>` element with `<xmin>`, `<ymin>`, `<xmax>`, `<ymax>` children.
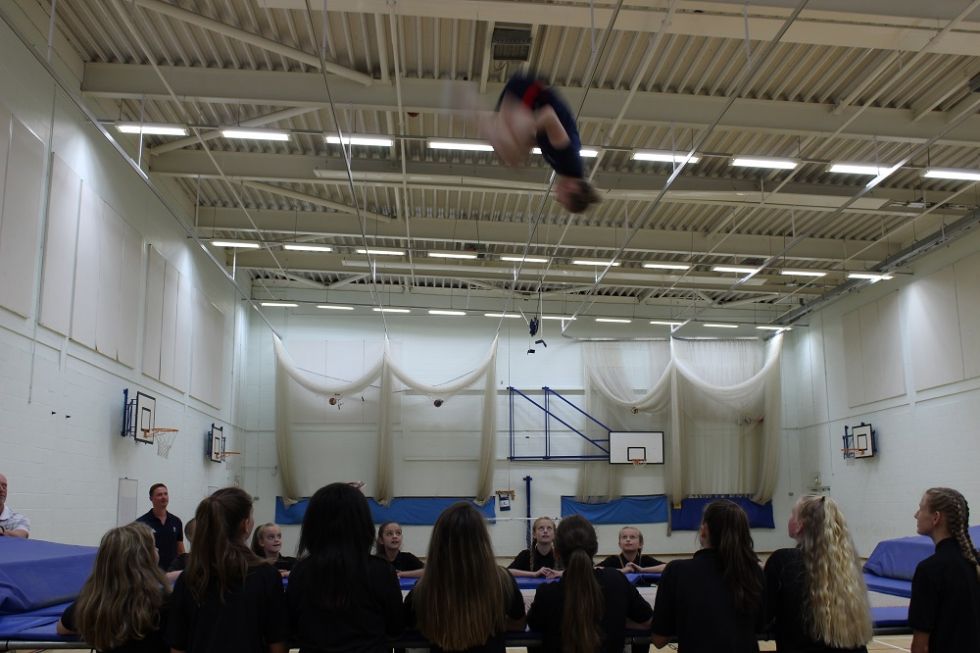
<box><xmin>507</xmin><ymin>386</ymin><xmax>611</xmax><ymax>461</ymax></box>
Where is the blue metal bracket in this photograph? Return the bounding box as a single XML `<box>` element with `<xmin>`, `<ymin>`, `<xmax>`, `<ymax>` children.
<box><xmin>508</xmin><ymin>386</ymin><xmax>610</xmax><ymax>461</ymax></box>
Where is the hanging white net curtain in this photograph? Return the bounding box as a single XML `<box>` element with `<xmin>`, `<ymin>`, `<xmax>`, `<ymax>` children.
<box><xmin>581</xmin><ymin>333</ymin><xmax>783</xmax><ymax>504</ymax></box>
<box><xmin>273</xmin><ymin>335</ymin><xmax>498</xmax><ymax>504</ymax></box>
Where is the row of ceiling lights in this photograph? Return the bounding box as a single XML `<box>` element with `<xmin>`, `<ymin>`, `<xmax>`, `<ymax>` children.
<box><xmin>116</xmin><ymin>123</ymin><xmax>980</xmax><ymax>182</ymax></box>
<box><xmin>256</xmin><ymin>301</ymin><xmax>790</xmax><ymax>331</ymax></box>
<box><xmin>214</xmin><ymin>240</ymin><xmax>894</xmax><ymax>283</ymax></box>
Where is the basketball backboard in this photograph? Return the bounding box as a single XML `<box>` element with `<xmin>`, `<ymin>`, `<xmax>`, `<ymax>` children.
<box><xmin>609</xmin><ymin>431</ymin><xmax>665</xmax><ymax>464</ymax></box>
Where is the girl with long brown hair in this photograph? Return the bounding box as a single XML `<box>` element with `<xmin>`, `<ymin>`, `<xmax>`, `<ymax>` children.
<box><xmin>909</xmin><ymin>487</ymin><xmax>980</xmax><ymax>653</ymax></box>
<box><xmin>286</xmin><ymin>482</ymin><xmax>404</xmax><ymax>652</ymax></box>
<box><xmin>765</xmin><ymin>495</ymin><xmax>871</xmax><ymax>652</ymax></box>
<box><xmin>527</xmin><ymin>515</ymin><xmax>652</xmax><ymax>653</ymax></box>
<box><xmin>407</xmin><ymin>502</ymin><xmax>526</xmax><ymax>652</ymax></box>
<box><xmin>508</xmin><ymin>516</ymin><xmax>560</xmax><ymax>578</ymax></box>
<box><xmin>56</xmin><ymin>522</ymin><xmax>169</xmax><ymax>653</ymax></box>
<box><xmin>169</xmin><ymin>487</ymin><xmax>288</xmax><ymax>653</ymax></box>
<box><xmin>651</xmin><ymin>499</ymin><xmax>765</xmax><ymax>652</ymax></box>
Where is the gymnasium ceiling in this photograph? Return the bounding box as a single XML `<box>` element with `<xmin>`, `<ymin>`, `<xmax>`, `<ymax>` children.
<box><xmin>10</xmin><ymin>0</ymin><xmax>980</xmax><ymax>327</ymax></box>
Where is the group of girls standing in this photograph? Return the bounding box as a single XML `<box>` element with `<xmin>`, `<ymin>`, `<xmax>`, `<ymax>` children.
<box><xmin>54</xmin><ymin>485</ymin><xmax>979</xmax><ymax>653</ymax></box>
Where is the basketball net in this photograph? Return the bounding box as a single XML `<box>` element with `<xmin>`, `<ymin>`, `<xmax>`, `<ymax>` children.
<box><xmin>630</xmin><ymin>458</ymin><xmax>647</xmax><ymax>468</ymax></box>
<box><xmin>143</xmin><ymin>428</ymin><xmax>178</xmax><ymax>459</ymax></box>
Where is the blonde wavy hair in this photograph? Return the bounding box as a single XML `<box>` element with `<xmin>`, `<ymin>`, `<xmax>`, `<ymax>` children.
<box><xmin>73</xmin><ymin>523</ymin><xmax>168</xmax><ymax>651</ymax></box>
<box><xmin>795</xmin><ymin>495</ymin><xmax>872</xmax><ymax>648</ymax></box>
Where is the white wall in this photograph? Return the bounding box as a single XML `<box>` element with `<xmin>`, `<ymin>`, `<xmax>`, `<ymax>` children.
<box><xmin>242</xmin><ymin>311</ymin><xmax>798</xmax><ymax>560</ymax></box>
<box><xmin>782</xmin><ymin>225</ymin><xmax>980</xmax><ymax>555</ymax></box>
<box><xmin>0</xmin><ymin>16</ymin><xmax>245</xmax><ymax>545</ymax></box>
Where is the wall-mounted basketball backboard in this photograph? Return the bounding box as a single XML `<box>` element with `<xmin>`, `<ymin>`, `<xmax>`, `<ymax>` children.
<box><xmin>122</xmin><ymin>389</ymin><xmax>156</xmax><ymax>443</ymax></box>
<box><xmin>207</xmin><ymin>423</ymin><xmax>225</xmax><ymax>463</ymax></box>
<box><xmin>609</xmin><ymin>431</ymin><xmax>665</xmax><ymax>464</ymax></box>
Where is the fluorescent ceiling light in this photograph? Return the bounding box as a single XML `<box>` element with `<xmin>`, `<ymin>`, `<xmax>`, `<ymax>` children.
<box><xmin>923</xmin><ymin>168</ymin><xmax>980</xmax><ymax>182</ymax></box>
<box><xmin>531</xmin><ymin>147</ymin><xmax>598</xmax><ymax>158</ymax></box>
<box><xmin>428</xmin><ymin>251</ymin><xmax>478</xmax><ymax>260</ymax></box>
<box><xmin>780</xmin><ymin>269</ymin><xmax>827</xmax><ymax>278</ymax></box>
<box><xmin>542</xmin><ymin>315</ymin><xmax>577</xmax><ymax>321</ymax></box>
<box><xmin>649</xmin><ymin>320</ymin><xmax>682</xmax><ymax>327</ymax></box>
<box><xmin>372</xmin><ymin>307</ymin><xmax>411</xmax><ymax>313</ymax></box>
<box><xmin>428</xmin><ymin>310</ymin><xmax>467</xmax><ymax>316</ymax></box>
<box><xmin>283</xmin><ymin>243</ymin><xmax>333</xmax><ymax>252</ymax></box>
<box><xmin>643</xmin><ymin>262</ymin><xmax>691</xmax><ymax>270</ymax></box>
<box><xmin>731</xmin><ymin>156</ymin><xmax>797</xmax><ymax>170</ymax></box>
<box><xmin>713</xmin><ymin>265</ymin><xmax>761</xmax><ymax>275</ymax></box>
<box><xmin>221</xmin><ymin>128</ymin><xmax>290</xmax><ymax>141</ymax></box>
<box><xmin>355</xmin><ymin>248</ymin><xmax>405</xmax><ymax>256</ymax></box>
<box><xmin>829</xmin><ymin>162</ymin><xmax>894</xmax><ymax>175</ymax></box>
<box><xmin>427</xmin><ymin>138</ymin><xmax>494</xmax><ymax>152</ymax></box>
<box><xmin>116</xmin><ymin>122</ymin><xmax>188</xmax><ymax>136</ymax></box>
<box><xmin>485</xmin><ymin>312</ymin><xmax>522</xmax><ymax>319</ymax></box>
<box><xmin>325</xmin><ymin>134</ymin><xmax>393</xmax><ymax>147</ymax></box>
<box><xmin>632</xmin><ymin>150</ymin><xmax>700</xmax><ymax>164</ymax></box>
<box><xmin>596</xmin><ymin>318</ymin><xmax>632</xmax><ymax>324</ymax></box>
<box><xmin>501</xmin><ymin>255</ymin><xmax>549</xmax><ymax>263</ymax></box>
<box><xmin>572</xmin><ymin>259</ymin><xmax>621</xmax><ymax>267</ymax></box>
<box><xmin>848</xmin><ymin>272</ymin><xmax>893</xmax><ymax>282</ymax></box>
<box><xmin>703</xmin><ymin>323</ymin><xmax>739</xmax><ymax>329</ymax></box>
<box><xmin>317</xmin><ymin>305</ymin><xmax>354</xmax><ymax>310</ymax></box>
<box><xmin>211</xmin><ymin>240</ymin><xmax>260</xmax><ymax>249</ymax></box>
<box><xmin>756</xmin><ymin>325</ymin><xmax>791</xmax><ymax>331</ymax></box>
<box><xmin>261</xmin><ymin>302</ymin><xmax>298</xmax><ymax>307</ymax></box>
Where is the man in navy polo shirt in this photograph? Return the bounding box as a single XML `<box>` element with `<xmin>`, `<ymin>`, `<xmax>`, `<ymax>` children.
<box><xmin>136</xmin><ymin>483</ymin><xmax>184</xmax><ymax>570</ymax></box>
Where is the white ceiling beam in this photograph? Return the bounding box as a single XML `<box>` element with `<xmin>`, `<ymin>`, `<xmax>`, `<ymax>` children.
<box><xmin>130</xmin><ymin>0</ymin><xmax>375</xmax><ymax>85</ymax></box>
<box><xmin>258</xmin><ymin>0</ymin><xmax>980</xmax><ymax>57</ymax></box>
<box><xmin>241</xmin><ymin>181</ymin><xmax>393</xmax><ymax>223</ymax></box>
<box><xmin>148</xmin><ymin>106</ymin><xmax>319</xmax><ymax>155</ymax></box>
<box><xmin>148</xmin><ymin>149</ymin><xmax>939</xmax><ymax>212</ymax></box>
<box><xmin>911</xmin><ymin>63</ymin><xmax>980</xmax><ymax>122</ymax></box>
<box><xmin>195</xmin><ymin>207</ymin><xmax>892</xmax><ymax>265</ymax></box>
<box><xmin>83</xmin><ymin>65</ymin><xmax>980</xmax><ymax>147</ymax></box>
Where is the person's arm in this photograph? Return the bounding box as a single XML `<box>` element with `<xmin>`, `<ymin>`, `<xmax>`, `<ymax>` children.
<box><xmin>55</xmin><ymin>619</ymin><xmax>75</xmax><ymax>636</ymax></box>
<box><xmin>268</xmin><ymin>644</ymin><xmax>287</xmax><ymax>653</ymax></box>
<box><xmin>176</xmin><ymin>540</ymin><xmax>186</xmax><ymax>555</ymax></box>
<box><xmin>911</xmin><ymin>631</ymin><xmax>929</xmax><ymax>653</ymax></box>
<box><xmin>650</xmin><ymin>633</ymin><xmax>671</xmax><ymax>649</ymax></box>
<box><xmin>397</xmin><ymin>568</ymin><xmax>425</xmax><ymax>578</ymax></box>
<box><xmin>507</xmin><ymin>550</ymin><xmax>545</xmax><ymax>577</ymax></box>
<box><xmin>534</xmin><ymin>105</ymin><xmax>571</xmax><ymax>149</ymax></box>
<box><xmin>165</xmin><ymin>570</ymin><xmax>182</xmax><ymax>585</ymax></box>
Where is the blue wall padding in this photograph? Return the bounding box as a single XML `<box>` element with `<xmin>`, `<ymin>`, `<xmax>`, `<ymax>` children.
<box><xmin>560</xmin><ymin>496</ymin><xmax>669</xmax><ymax>524</ymax></box>
<box><xmin>276</xmin><ymin>496</ymin><xmax>496</xmax><ymax>525</ymax></box>
<box><xmin>669</xmin><ymin>497</ymin><xmax>775</xmax><ymax>530</ymax></box>
<box><xmin>0</xmin><ymin>539</ymin><xmax>96</xmax><ymax>614</ymax></box>
<box><xmin>864</xmin><ymin>525</ymin><xmax>980</xmax><ymax>581</ymax></box>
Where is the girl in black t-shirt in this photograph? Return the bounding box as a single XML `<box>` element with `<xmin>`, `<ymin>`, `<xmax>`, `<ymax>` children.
<box><xmin>764</xmin><ymin>495</ymin><xmax>871</xmax><ymax>652</ymax></box>
<box><xmin>287</xmin><ymin>483</ymin><xmax>405</xmax><ymax>653</ymax></box>
<box><xmin>651</xmin><ymin>499</ymin><xmax>765</xmax><ymax>653</ymax></box>
<box><xmin>251</xmin><ymin>523</ymin><xmax>297</xmax><ymax>577</ymax></box>
<box><xmin>57</xmin><ymin>522</ymin><xmax>169</xmax><ymax>653</ymax></box>
<box><xmin>508</xmin><ymin>515</ymin><xmax>560</xmax><ymax>578</ymax></box>
<box><xmin>375</xmin><ymin>521</ymin><xmax>425</xmax><ymax>578</ymax></box>
<box><xmin>407</xmin><ymin>502</ymin><xmax>526</xmax><ymax>653</ymax></box>
<box><xmin>909</xmin><ymin>487</ymin><xmax>980</xmax><ymax>653</ymax></box>
<box><xmin>527</xmin><ymin>515</ymin><xmax>652</xmax><ymax>653</ymax></box>
<box><xmin>169</xmin><ymin>487</ymin><xmax>288</xmax><ymax>653</ymax></box>
<box><xmin>598</xmin><ymin>526</ymin><xmax>666</xmax><ymax>573</ymax></box>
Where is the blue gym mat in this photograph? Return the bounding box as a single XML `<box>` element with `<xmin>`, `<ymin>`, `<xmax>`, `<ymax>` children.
<box><xmin>864</xmin><ymin>525</ymin><xmax>980</xmax><ymax>581</ymax></box>
<box><xmin>0</xmin><ymin>538</ymin><xmax>96</xmax><ymax>614</ymax></box>
<box><xmin>863</xmin><ymin>572</ymin><xmax>912</xmax><ymax>598</ymax></box>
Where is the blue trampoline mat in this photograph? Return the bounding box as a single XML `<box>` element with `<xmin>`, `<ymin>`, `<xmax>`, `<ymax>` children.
<box><xmin>0</xmin><ymin>538</ymin><xmax>96</xmax><ymax>614</ymax></box>
<box><xmin>864</xmin><ymin>572</ymin><xmax>912</xmax><ymax>598</ymax></box>
<box><xmin>399</xmin><ymin>573</ymin><xmax>646</xmax><ymax>591</ymax></box>
<box><xmin>871</xmin><ymin>605</ymin><xmax>909</xmax><ymax>628</ymax></box>
<box><xmin>0</xmin><ymin>601</ymin><xmax>76</xmax><ymax>640</ymax></box>
<box><xmin>864</xmin><ymin>526</ymin><xmax>980</xmax><ymax>581</ymax></box>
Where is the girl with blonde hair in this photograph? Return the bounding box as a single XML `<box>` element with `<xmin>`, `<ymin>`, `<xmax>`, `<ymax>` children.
<box><xmin>598</xmin><ymin>526</ymin><xmax>666</xmax><ymax>573</ymax></box>
<box><xmin>508</xmin><ymin>515</ymin><xmax>559</xmax><ymax>578</ymax></box>
<box><xmin>250</xmin><ymin>523</ymin><xmax>296</xmax><ymax>576</ymax></box>
<box><xmin>909</xmin><ymin>487</ymin><xmax>980</xmax><ymax>653</ymax></box>
<box><xmin>407</xmin><ymin>502</ymin><xmax>525</xmax><ymax>652</ymax></box>
<box><xmin>56</xmin><ymin>522</ymin><xmax>169</xmax><ymax>652</ymax></box>
<box><xmin>765</xmin><ymin>495</ymin><xmax>872</xmax><ymax>652</ymax></box>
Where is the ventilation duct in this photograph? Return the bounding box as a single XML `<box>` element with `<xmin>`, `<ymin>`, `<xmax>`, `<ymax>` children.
<box><xmin>491</xmin><ymin>25</ymin><xmax>533</xmax><ymax>61</ymax></box>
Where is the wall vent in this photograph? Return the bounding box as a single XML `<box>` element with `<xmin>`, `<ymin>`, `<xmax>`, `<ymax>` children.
<box><xmin>491</xmin><ymin>25</ymin><xmax>533</xmax><ymax>61</ymax></box>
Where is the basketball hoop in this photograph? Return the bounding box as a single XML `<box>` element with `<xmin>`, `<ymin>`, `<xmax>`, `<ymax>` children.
<box><xmin>217</xmin><ymin>451</ymin><xmax>241</xmax><ymax>462</ymax></box>
<box><xmin>841</xmin><ymin>447</ymin><xmax>867</xmax><ymax>460</ymax></box>
<box><xmin>630</xmin><ymin>458</ymin><xmax>647</xmax><ymax>467</ymax></box>
<box><xmin>142</xmin><ymin>428</ymin><xmax>178</xmax><ymax>459</ymax></box>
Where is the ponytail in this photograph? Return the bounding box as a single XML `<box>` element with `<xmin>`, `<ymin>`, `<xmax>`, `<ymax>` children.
<box><xmin>925</xmin><ymin>487</ymin><xmax>980</xmax><ymax>581</ymax></box>
<box><xmin>184</xmin><ymin>487</ymin><xmax>258</xmax><ymax>604</ymax></box>
<box><xmin>555</xmin><ymin>516</ymin><xmax>604</xmax><ymax>653</ymax></box>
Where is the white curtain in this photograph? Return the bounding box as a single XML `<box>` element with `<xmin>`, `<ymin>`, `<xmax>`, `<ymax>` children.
<box><xmin>273</xmin><ymin>335</ymin><xmax>498</xmax><ymax>504</ymax></box>
<box><xmin>583</xmin><ymin>334</ymin><xmax>783</xmax><ymax>504</ymax></box>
